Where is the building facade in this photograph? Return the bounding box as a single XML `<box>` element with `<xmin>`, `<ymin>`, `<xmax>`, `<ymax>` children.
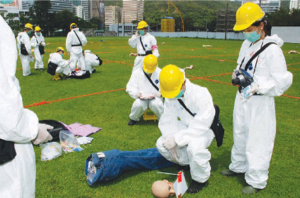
<box><xmin>105</xmin><ymin>6</ymin><xmax>122</xmax><ymax>26</ymax></box>
<box><xmin>122</xmin><ymin>0</ymin><xmax>144</xmax><ymax>23</ymax></box>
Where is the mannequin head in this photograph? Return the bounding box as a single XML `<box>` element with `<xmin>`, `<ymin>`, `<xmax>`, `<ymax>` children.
<box><xmin>151</xmin><ymin>180</ymin><xmax>175</xmax><ymax>198</ymax></box>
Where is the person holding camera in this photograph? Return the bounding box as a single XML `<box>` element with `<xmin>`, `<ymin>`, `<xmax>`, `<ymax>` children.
<box><xmin>128</xmin><ymin>20</ymin><xmax>159</xmax><ymax>72</ymax></box>
<box><xmin>221</xmin><ymin>2</ymin><xmax>293</xmax><ymax>195</ymax></box>
<box><xmin>0</xmin><ymin>16</ymin><xmax>53</xmax><ymax>198</ymax></box>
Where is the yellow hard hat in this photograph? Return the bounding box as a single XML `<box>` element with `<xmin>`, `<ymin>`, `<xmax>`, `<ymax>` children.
<box><xmin>159</xmin><ymin>64</ymin><xmax>185</xmax><ymax>98</ymax></box>
<box><xmin>24</xmin><ymin>23</ymin><xmax>33</xmax><ymax>30</ymax></box>
<box><xmin>70</xmin><ymin>23</ymin><xmax>77</xmax><ymax>30</ymax></box>
<box><xmin>56</xmin><ymin>47</ymin><xmax>65</xmax><ymax>53</ymax></box>
<box><xmin>143</xmin><ymin>55</ymin><xmax>158</xmax><ymax>74</ymax></box>
<box><xmin>35</xmin><ymin>26</ymin><xmax>41</xmax><ymax>32</ymax></box>
<box><xmin>137</xmin><ymin>20</ymin><xmax>148</xmax><ymax>29</ymax></box>
<box><xmin>233</xmin><ymin>2</ymin><xmax>265</xmax><ymax>31</ymax></box>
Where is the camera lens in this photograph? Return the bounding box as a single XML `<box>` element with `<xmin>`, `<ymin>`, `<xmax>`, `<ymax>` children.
<box><xmin>232</xmin><ymin>78</ymin><xmax>240</xmax><ymax>85</ymax></box>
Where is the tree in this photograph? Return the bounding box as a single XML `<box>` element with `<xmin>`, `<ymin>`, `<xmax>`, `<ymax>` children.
<box><xmin>266</xmin><ymin>8</ymin><xmax>300</xmax><ymax>26</ymax></box>
<box><xmin>29</xmin><ymin>0</ymin><xmax>52</xmax><ymax>36</ymax></box>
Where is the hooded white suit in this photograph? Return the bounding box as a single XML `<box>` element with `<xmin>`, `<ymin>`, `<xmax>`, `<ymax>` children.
<box><xmin>48</xmin><ymin>53</ymin><xmax>70</xmax><ymax>75</ymax></box>
<box><xmin>128</xmin><ymin>33</ymin><xmax>159</xmax><ymax>72</ymax></box>
<box><xmin>66</xmin><ymin>28</ymin><xmax>87</xmax><ymax>72</ymax></box>
<box><xmin>126</xmin><ymin>67</ymin><xmax>163</xmax><ymax>121</ymax></box>
<box><xmin>229</xmin><ymin>35</ymin><xmax>293</xmax><ymax>189</ymax></box>
<box><xmin>17</xmin><ymin>31</ymin><xmax>32</xmax><ymax>76</ymax></box>
<box><xmin>0</xmin><ymin>15</ymin><xmax>39</xmax><ymax>198</ymax></box>
<box><xmin>31</xmin><ymin>32</ymin><xmax>45</xmax><ymax>69</ymax></box>
<box><xmin>156</xmin><ymin>79</ymin><xmax>215</xmax><ymax>183</ymax></box>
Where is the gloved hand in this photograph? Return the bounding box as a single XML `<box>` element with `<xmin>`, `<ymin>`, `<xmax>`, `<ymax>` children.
<box><xmin>135</xmin><ymin>30</ymin><xmax>139</xmax><ymax>37</ymax></box>
<box><xmin>247</xmin><ymin>83</ymin><xmax>259</xmax><ymax>95</ymax></box>
<box><xmin>162</xmin><ymin>136</ymin><xmax>177</xmax><ymax>150</ymax></box>
<box><xmin>32</xmin><ymin>123</ymin><xmax>53</xmax><ymax>145</ymax></box>
<box><xmin>154</xmin><ymin>92</ymin><xmax>161</xmax><ymax>97</ymax></box>
<box><xmin>232</xmin><ymin>69</ymin><xmax>239</xmax><ymax>80</ymax></box>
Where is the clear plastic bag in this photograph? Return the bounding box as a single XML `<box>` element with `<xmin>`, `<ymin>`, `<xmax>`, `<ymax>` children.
<box><xmin>59</xmin><ymin>130</ymin><xmax>83</xmax><ymax>153</ymax></box>
<box><xmin>40</xmin><ymin>142</ymin><xmax>62</xmax><ymax>161</ymax></box>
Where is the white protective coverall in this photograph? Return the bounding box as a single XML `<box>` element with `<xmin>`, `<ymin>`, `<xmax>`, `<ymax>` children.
<box><xmin>48</xmin><ymin>53</ymin><xmax>70</xmax><ymax>75</ymax></box>
<box><xmin>156</xmin><ymin>79</ymin><xmax>215</xmax><ymax>183</ymax></box>
<box><xmin>229</xmin><ymin>35</ymin><xmax>293</xmax><ymax>189</ymax></box>
<box><xmin>66</xmin><ymin>28</ymin><xmax>87</xmax><ymax>72</ymax></box>
<box><xmin>78</xmin><ymin>50</ymin><xmax>100</xmax><ymax>74</ymax></box>
<box><xmin>0</xmin><ymin>15</ymin><xmax>39</xmax><ymax>198</ymax></box>
<box><xmin>126</xmin><ymin>67</ymin><xmax>163</xmax><ymax>121</ymax></box>
<box><xmin>128</xmin><ymin>33</ymin><xmax>159</xmax><ymax>72</ymax></box>
<box><xmin>31</xmin><ymin>32</ymin><xmax>45</xmax><ymax>69</ymax></box>
<box><xmin>17</xmin><ymin>31</ymin><xmax>32</xmax><ymax>76</ymax></box>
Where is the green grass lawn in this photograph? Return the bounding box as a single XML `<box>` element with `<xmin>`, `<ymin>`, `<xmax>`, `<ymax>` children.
<box><xmin>16</xmin><ymin>37</ymin><xmax>299</xmax><ymax>198</ymax></box>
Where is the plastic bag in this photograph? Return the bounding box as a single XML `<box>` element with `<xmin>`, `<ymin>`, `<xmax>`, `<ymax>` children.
<box><xmin>59</xmin><ymin>130</ymin><xmax>83</xmax><ymax>153</ymax></box>
<box><xmin>40</xmin><ymin>142</ymin><xmax>62</xmax><ymax>161</ymax></box>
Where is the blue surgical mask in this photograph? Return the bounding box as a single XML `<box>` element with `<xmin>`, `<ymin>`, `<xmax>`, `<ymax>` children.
<box><xmin>61</xmin><ymin>53</ymin><xmax>63</xmax><ymax>58</ymax></box>
<box><xmin>139</xmin><ymin>30</ymin><xmax>145</xmax><ymax>35</ymax></box>
<box><xmin>175</xmin><ymin>90</ymin><xmax>184</xmax><ymax>99</ymax></box>
<box><xmin>243</xmin><ymin>27</ymin><xmax>261</xmax><ymax>42</ymax></box>
<box><xmin>36</xmin><ymin>33</ymin><xmax>41</xmax><ymax>36</ymax></box>
<box><xmin>27</xmin><ymin>30</ymin><xmax>32</xmax><ymax>35</ymax></box>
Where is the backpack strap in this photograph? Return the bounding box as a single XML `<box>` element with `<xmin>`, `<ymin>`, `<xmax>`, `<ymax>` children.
<box><xmin>240</xmin><ymin>42</ymin><xmax>276</xmax><ymax>71</ymax></box>
<box><xmin>143</xmin><ymin>71</ymin><xmax>159</xmax><ymax>91</ymax></box>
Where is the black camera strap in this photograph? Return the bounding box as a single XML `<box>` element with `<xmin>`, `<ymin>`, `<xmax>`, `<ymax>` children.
<box><xmin>73</xmin><ymin>31</ymin><xmax>82</xmax><ymax>46</ymax></box>
<box><xmin>143</xmin><ymin>71</ymin><xmax>159</xmax><ymax>91</ymax></box>
<box><xmin>239</xmin><ymin>42</ymin><xmax>276</xmax><ymax>71</ymax></box>
<box><xmin>178</xmin><ymin>99</ymin><xmax>196</xmax><ymax>117</ymax></box>
<box><xmin>139</xmin><ymin>36</ymin><xmax>146</xmax><ymax>52</ymax></box>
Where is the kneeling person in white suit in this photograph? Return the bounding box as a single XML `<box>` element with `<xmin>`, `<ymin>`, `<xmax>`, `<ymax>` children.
<box><xmin>48</xmin><ymin>47</ymin><xmax>70</xmax><ymax>80</ymax></box>
<box><xmin>156</xmin><ymin>65</ymin><xmax>215</xmax><ymax>194</ymax></box>
<box><xmin>126</xmin><ymin>54</ymin><xmax>163</xmax><ymax>125</ymax></box>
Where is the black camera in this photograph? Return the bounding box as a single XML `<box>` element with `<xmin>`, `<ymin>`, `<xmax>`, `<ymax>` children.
<box><xmin>232</xmin><ymin>69</ymin><xmax>253</xmax><ymax>88</ymax></box>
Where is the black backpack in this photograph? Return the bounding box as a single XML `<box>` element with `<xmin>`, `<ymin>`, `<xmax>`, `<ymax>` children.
<box><xmin>0</xmin><ymin>139</ymin><xmax>16</xmax><ymax>165</ymax></box>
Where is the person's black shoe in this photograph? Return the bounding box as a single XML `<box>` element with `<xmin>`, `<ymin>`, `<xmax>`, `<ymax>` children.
<box><xmin>92</xmin><ymin>69</ymin><xmax>96</xmax><ymax>73</ymax></box>
<box><xmin>128</xmin><ymin>119</ymin><xmax>137</xmax><ymax>126</ymax></box>
<box><xmin>187</xmin><ymin>180</ymin><xmax>207</xmax><ymax>194</ymax></box>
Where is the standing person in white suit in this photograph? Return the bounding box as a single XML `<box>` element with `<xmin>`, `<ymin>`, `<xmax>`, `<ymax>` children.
<box><xmin>31</xmin><ymin>26</ymin><xmax>45</xmax><ymax>71</ymax></box>
<box><xmin>128</xmin><ymin>20</ymin><xmax>159</xmax><ymax>72</ymax></box>
<box><xmin>0</xmin><ymin>15</ymin><xmax>53</xmax><ymax>198</ymax></box>
<box><xmin>66</xmin><ymin>23</ymin><xmax>87</xmax><ymax>73</ymax></box>
<box><xmin>17</xmin><ymin>23</ymin><xmax>33</xmax><ymax>76</ymax></box>
<box><xmin>126</xmin><ymin>54</ymin><xmax>163</xmax><ymax>125</ymax></box>
<box><xmin>221</xmin><ymin>2</ymin><xmax>293</xmax><ymax>195</ymax></box>
<box><xmin>156</xmin><ymin>65</ymin><xmax>216</xmax><ymax>194</ymax></box>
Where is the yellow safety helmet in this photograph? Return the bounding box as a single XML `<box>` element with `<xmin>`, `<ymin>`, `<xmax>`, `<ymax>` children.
<box><xmin>143</xmin><ymin>55</ymin><xmax>158</xmax><ymax>74</ymax></box>
<box><xmin>233</xmin><ymin>2</ymin><xmax>265</xmax><ymax>31</ymax></box>
<box><xmin>24</xmin><ymin>23</ymin><xmax>33</xmax><ymax>30</ymax></box>
<box><xmin>159</xmin><ymin>64</ymin><xmax>185</xmax><ymax>98</ymax></box>
<box><xmin>137</xmin><ymin>20</ymin><xmax>148</xmax><ymax>30</ymax></box>
<box><xmin>35</xmin><ymin>26</ymin><xmax>41</xmax><ymax>32</ymax></box>
<box><xmin>70</xmin><ymin>23</ymin><xmax>77</xmax><ymax>30</ymax></box>
<box><xmin>56</xmin><ymin>47</ymin><xmax>65</xmax><ymax>53</ymax></box>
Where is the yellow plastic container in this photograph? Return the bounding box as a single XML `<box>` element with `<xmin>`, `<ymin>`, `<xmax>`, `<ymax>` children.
<box><xmin>143</xmin><ymin>108</ymin><xmax>158</xmax><ymax>122</ymax></box>
<box><xmin>161</xmin><ymin>18</ymin><xmax>175</xmax><ymax>32</ymax></box>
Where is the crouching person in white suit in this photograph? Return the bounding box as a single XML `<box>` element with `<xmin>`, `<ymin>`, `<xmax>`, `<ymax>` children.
<box><xmin>156</xmin><ymin>65</ymin><xmax>216</xmax><ymax>195</ymax></box>
<box><xmin>126</xmin><ymin>55</ymin><xmax>163</xmax><ymax>125</ymax></box>
<box><xmin>48</xmin><ymin>47</ymin><xmax>70</xmax><ymax>80</ymax></box>
<box><xmin>78</xmin><ymin>50</ymin><xmax>102</xmax><ymax>74</ymax></box>
<box><xmin>0</xmin><ymin>15</ymin><xmax>53</xmax><ymax>198</ymax></box>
